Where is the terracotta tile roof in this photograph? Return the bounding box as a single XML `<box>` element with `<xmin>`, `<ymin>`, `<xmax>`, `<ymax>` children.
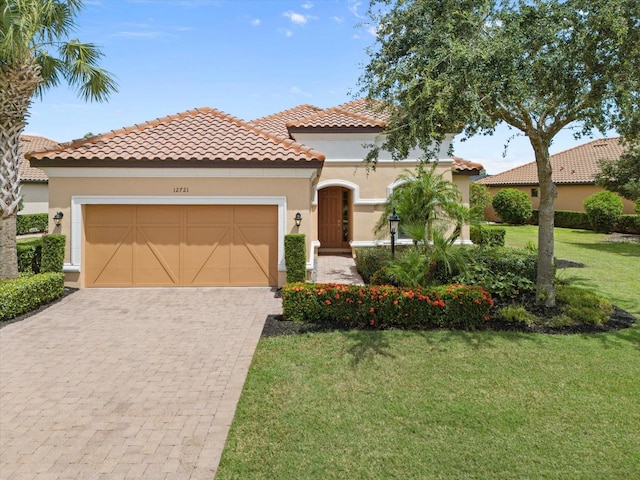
<box><xmin>249</xmin><ymin>104</ymin><xmax>323</xmax><ymax>139</ymax></box>
<box><xmin>452</xmin><ymin>156</ymin><xmax>483</xmax><ymax>174</ymax></box>
<box><xmin>287</xmin><ymin>98</ymin><xmax>388</xmax><ymax>130</ymax></box>
<box><xmin>19</xmin><ymin>135</ymin><xmax>59</xmax><ymax>182</ymax></box>
<box><xmin>29</xmin><ymin>107</ymin><xmax>325</xmax><ymax>166</ymax></box>
<box><xmin>333</xmin><ymin>98</ymin><xmax>390</xmax><ymax>123</ymax></box>
<box><xmin>476</xmin><ymin>137</ymin><xmax>624</xmax><ymax>186</ymax></box>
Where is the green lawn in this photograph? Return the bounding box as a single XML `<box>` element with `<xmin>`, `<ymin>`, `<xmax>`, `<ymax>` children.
<box><xmin>490</xmin><ymin>225</ymin><xmax>639</xmax><ymax>317</ymax></box>
<box><xmin>217</xmin><ymin>227</ymin><xmax>640</xmax><ymax>479</ymax></box>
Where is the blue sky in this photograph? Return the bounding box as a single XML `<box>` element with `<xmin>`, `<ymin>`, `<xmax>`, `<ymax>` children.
<box><xmin>25</xmin><ymin>0</ymin><xmax>614</xmax><ymax>175</ymax></box>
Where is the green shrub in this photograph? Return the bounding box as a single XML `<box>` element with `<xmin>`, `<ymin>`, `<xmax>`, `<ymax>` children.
<box><xmin>454</xmin><ymin>246</ymin><xmax>538</xmax><ymax>298</ymax></box>
<box><xmin>17</xmin><ymin>238</ymin><xmax>43</xmax><ymax>274</ymax></box>
<box><xmin>470</xmin><ymin>225</ymin><xmax>506</xmax><ymax>246</ymax></box>
<box><xmin>354</xmin><ymin>247</ymin><xmax>392</xmax><ymax>284</ymax></box>
<box><xmin>615</xmin><ymin>214</ymin><xmax>640</xmax><ymax>234</ymax></box>
<box><xmin>492</xmin><ymin>189</ymin><xmax>532</xmax><ymax>224</ymax></box>
<box><xmin>284</xmin><ymin>234</ymin><xmax>307</xmax><ymax>283</ymax></box>
<box><xmin>635</xmin><ymin>199</ymin><xmax>640</xmax><ymax>215</ymax></box>
<box><xmin>282</xmin><ymin>283</ymin><xmax>493</xmax><ymax>330</ymax></box>
<box><xmin>584</xmin><ymin>191</ymin><xmax>624</xmax><ymax>233</ymax></box>
<box><xmin>16</xmin><ymin>213</ymin><xmax>48</xmax><ymax>235</ymax></box>
<box><xmin>40</xmin><ymin>235</ymin><xmax>66</xmax><ymax>273</ymax></box>
<box><xmin>0</xmin><ymin>273</ymin><xmax>65</xmax><ymax>321</ymax></box>
<box><xmin>556</xmin><ymin>284</ymin><xmax>612</xmax><ymax>326</ymax></box>
<box><xmin>470</xmin><ymin>183</ymin><xmax>492</xmax><ymax>221</ymax></box>
<box><xmin>554</xmin><ymin>210</ymin><xmax>590</xmax><ymax>229</ymax></box>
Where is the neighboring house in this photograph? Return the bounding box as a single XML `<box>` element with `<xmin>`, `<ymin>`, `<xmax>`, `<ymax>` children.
<box><xmin>18</xmin><ymin>135</ymin><xmax>58</xmax><ymax>214</ymax></box>
<box><xmin>476</xmin><ymin>137</ymin><xmax>636</xmax><ymax>221</ymax></box>
<box><xmin>29</xmin><ymin>100</ymin><xmax>482</xmax><ymax>288</ymax></box>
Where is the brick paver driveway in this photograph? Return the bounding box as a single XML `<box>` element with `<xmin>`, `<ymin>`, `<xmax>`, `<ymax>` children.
<box><xmin>0</xmin><ymin>287</ymin><xmax>281</xmax><ymax>479</ymax></box>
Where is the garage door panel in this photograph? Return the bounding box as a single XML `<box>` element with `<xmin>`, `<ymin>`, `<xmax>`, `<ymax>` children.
<box><xmin>133</xmin><ymin>226</ymin><xmax>181</xmax><ymax>285</ymax></box>
<box><xmin>85</xmin><ymin>226</ymin><xmax>133</xmax><ymax>286</ymax></box>
<box><xmin>85</xmin><ymin>205</ymin><xmax>278</xmax><ymax>287</ymax></box>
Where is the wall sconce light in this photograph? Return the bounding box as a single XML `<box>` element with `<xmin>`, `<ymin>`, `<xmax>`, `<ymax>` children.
<box><xmin>294</xmin><ymin>212</ymin><xmax>302</xmax><ymax>227</ymax></box>
<box><xmin>53</xmin><ymin>211</ymin><xmax>64</xmax><ymax>227</ymax></box>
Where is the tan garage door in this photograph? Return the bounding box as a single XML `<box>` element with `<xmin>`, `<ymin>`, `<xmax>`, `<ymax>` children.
<box><xmin>85</xmin><ymin>205</ymin><xmax>278</xmax><ymax>287</ymax></box>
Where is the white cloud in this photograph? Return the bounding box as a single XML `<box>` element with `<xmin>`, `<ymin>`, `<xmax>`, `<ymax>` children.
<box><xmin>348</xmin><ymin>1</ymin><xmax>365</xmax><ymax>19</ymax></box>
<box><xmin>301</xmin><ymin>2</ymin><xmax>313</xmax><ymax>9</ymax></box>
<box><xmin>331</xmin><ymin>16</ymin><xmax>344</xmax><ymax>23</ymax></box>
<box><xmin>284</xmin><ymin>11</ymin><xmax>308</xmax><ymax>26</ymax></box>
<box><xmin>290</xmin><ymin>86</ymin><xmax>312</xmax><ymax>98</ymax></box>
<box><xmin>279</xmin><ymin>28</ymin><xmax>294</xmax><ymax>37</ymax></box>
<box><xmin>250</xmin><ymin>18</ymin><xmax>261</xmax><ymax>26</ymax></box>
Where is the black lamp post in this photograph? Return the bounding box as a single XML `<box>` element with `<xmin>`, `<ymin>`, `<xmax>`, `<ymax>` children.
<box><xmin>388</xmin><ymin>208</ymin><xmax>400</xmax><ymax>259</ymax></box>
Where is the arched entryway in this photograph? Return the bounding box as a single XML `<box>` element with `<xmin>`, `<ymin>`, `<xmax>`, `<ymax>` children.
<box><xmin>318</xmin><ymin>186</ymin><xmax>351</xmax><ymax>252</ymax></box>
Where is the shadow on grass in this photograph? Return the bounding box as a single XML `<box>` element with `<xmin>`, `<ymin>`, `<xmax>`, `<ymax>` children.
<box><xmin>339</xmin><ymin>329</ymin><xmax>396</xmax><ymax>367</ymax></box>
<box><xmin>585</xmin><ymin>324</ymin><xmax>640</xmax><ymax>351</ymax></box>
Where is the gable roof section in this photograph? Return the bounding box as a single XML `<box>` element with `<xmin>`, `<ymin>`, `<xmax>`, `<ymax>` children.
<box><xmin>452</xmin><ymin>156</ymin><xmax>483</xmax><ymax>175</ymax></box>
<box><xmin>286</xmin><ymin>98</ymin><xmax>388</xmax><ymax>132</ymax></box>
<box><xmin>29</xmin><ymin>107</ymin><xmax>324</xmax><ymax>167</ymax></box>
<box><xmin>249</xmin><ymin>104</ymin><xmax>323</xmax><ymax>139</ymax></box>
<box><xmin>19</xmin><ymin>135</ymin><xmax>59</xmax><ymax>182</ymax></box>
<box><xmin>476</xmin><ymin>137</ymin><xmax>624</xmax><ymax>186</ymax></box>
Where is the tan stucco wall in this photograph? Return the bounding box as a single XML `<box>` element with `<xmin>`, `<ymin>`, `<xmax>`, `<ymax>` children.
<box><xmin>317</xmin><ymin>161</ymin><xmax>465</xmax><ymax>244</ymax></box>
<box><xmin>20</xmin><ymin>182</ymin><xmax>48</xmax><ymax>214</ymax></box>
<box><xmin>45</xmin><ymin>173</ymin><xmax>316</xmax><ymax>288</ymax></box>
<box><xmin>484</xmin><ymin>184</ymin><xmax>636</xmax><ymax>222</ymax></box>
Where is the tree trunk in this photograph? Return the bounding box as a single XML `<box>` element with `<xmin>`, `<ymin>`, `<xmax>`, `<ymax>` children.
<box><xmin>0</xmin><ymin>61</ymin><xmax>41</xmax><ymax>279</ymax></box>
<box><xmin>530</xmin><ymin>136</ymin><xmax>557</xmax><ymax>307</ymax></box>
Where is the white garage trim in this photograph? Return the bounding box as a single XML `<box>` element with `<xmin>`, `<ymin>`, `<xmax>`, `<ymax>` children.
<box><xmin>66</xmin><ymin>195</ymin><xmax>287</xmax><ymax>274</ymax></box>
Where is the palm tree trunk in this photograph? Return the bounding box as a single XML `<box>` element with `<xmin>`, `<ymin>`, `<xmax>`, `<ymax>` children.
<box><xmin>0</xmin><ymin>62</ymin><xmax>41</xmax><ymax>279</ymax></box>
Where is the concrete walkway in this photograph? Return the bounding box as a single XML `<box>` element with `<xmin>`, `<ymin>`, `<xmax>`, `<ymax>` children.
<box><xmin>315</xmin><ymin>254</ymin><xmax>364</xmax><ymax>285</ymax></box>
<box><xmin>0</xmin><ymin>288</ymin><xmax>281</xmax><ymax>480</ymax></box>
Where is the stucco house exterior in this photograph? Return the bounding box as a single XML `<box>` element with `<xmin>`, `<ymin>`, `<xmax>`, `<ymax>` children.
<box><xmin>476</xmin><ymin>137</ymin><xmax>635</xmax><ymax>222</ymax></box>
<box><xmin>18</xmin><ymin>135</ymin><xmax>58</xmax><ymax>214</ymax></box>
<box><xmin>28</xmin><ymin>99</ymin><xmax>482</xmax><ymax>288</ymax></box>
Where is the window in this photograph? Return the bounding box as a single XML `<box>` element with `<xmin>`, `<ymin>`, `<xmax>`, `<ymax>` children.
<box><xmin>531</xmin><ymin>188</ymin><xmax>538</xmax><ymax>198</ymax></box>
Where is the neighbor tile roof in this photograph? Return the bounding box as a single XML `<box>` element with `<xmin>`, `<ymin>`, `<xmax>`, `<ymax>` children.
<box><xmin>476</xmin><ymin>137</ymin><xmax>624</xmax><ymax>185</ymax></box>
<box><xmin>249</xmin><ymin>104</ymin><xmax>324</xmax><ymax>139</ymax></box>
<box><xmin>29</xmin><ymin>107</ymin><xmax>324</xmax><ymax>166</ymax></box>
<box><xmin>19</xmin><ymin>135</ymin><xmax>59</xmax><ymax>182</ymax></box>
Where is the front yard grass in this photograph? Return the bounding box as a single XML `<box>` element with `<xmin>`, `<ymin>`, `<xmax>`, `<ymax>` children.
<box><xmin>217</xmin><ymin>226</ymin><xmax>640</xmax><ymax>479</ymax></box>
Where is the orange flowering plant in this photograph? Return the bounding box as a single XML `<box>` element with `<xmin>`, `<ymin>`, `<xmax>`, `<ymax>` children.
<box><xmin>281</xmin><ymin>282</ymin><xmax>493</xmax><ymax>330</ymax></box>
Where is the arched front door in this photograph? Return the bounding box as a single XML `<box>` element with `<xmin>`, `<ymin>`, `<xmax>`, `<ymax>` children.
<box><xmin>318</xmin><ymin>186</ymin><xmax>351</xmax><ymax>250</ymax></box>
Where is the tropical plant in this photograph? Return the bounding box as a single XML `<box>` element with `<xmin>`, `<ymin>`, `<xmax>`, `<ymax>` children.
<box><xmin>0</xmin><ymin>0</ymin><xmax>117</xmax><ymax>279</ymax></box>
<box><xmin>470</xmin><ymin>182</ymin><xmax>492</xmax><ymax>223</ymax></box>
<box><xmin>358</xmin><ymin>0</ymin><xmax>640</xmax><ymax>306</ymax></box>
<box><xmin>375</xmin><ymin>163</ymin><xmax>467</xmax><ymax>243</ymax></box>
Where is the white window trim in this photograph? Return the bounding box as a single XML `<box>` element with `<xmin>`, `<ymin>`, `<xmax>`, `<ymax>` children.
<box><xmin>66</xmin><ymin>195</ymin><xmax>288</xmax><ymax>273</ymax></box>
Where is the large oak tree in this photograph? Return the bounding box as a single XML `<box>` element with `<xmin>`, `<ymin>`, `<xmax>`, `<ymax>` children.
<box><xmin>1</xmin><ymin>0</ymin><xmax>116</xmax><ymax>279</ymax></box>
<box><xmin>358</xmin><ymin>0</ymin><xmax>640</xmax><ymax>306</ymax></box>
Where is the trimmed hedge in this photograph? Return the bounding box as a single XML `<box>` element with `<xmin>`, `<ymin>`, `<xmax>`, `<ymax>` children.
<box><xmin>584</xmin><ymin>191</ymin><xmax>624</xmax><ymax>233</ymax></box>
<box><xmin>470</xmin><ymin>225</ymin><xmax>506</xmax><ymax>246</ymax></box>
<box><xmin>16</xmin><ymin>213</ymin><xmax>48</xmax><ymax>235</ymax></box>
<box><xmin>0</xmin><ymin>273</ymin><xmax>65</xmax><ymax>321</ymax></box>
<box><xmin>616</xmin><ymin>214</ymin><xmax>640</xmax><ymax>234</ymax></box>
<box><xmin>41</xmin><ymin>235</ymin><xmax>66</xmax><ymax>273</ymax></box>
<box><xmin>284</xmin><ymin>234</ymin><xmax>307</xmax><ymax>283</ymax></box>
<box><xmin>492</xmin><ymin>188</ymin><xmax>532</xmax><ymax>224</ymax></box>
<box><xmin>354</xmin><ymin>247</ymin><xmax>393</xmax><ymax>284</ymax></box>
<box><xmin>17</xmin><ymin>238</ymin><xmax>43</xmax><ymax>274</ymax></box>
<box><xmin>282</xmin><ymin>282</ymin><xmax>493</xmax><ymax>330</ymax></box>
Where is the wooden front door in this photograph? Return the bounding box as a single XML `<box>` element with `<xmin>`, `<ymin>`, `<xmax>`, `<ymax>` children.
<box><xmin>318</xmin><ymin>187</ymin><xmax>350</xmax><ymax>249</ymax></box>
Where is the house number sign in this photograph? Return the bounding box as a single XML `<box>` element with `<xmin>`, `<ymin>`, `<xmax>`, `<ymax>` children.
<box><xmin>173</xmin><ymin>187</ymin><xmax>189</xmax><ymax>193</ymax></box>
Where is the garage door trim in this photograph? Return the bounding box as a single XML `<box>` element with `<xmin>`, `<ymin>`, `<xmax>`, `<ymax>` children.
<box><xmin>67</xmin><ymin>195</ymin><xmax>287</xmax><ymax>275</ymax></box>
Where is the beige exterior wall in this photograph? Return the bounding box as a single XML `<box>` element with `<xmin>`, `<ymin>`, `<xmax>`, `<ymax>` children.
<box><xmin>484</xmin><ymin>184</ymin><xmax>636</xmax><ymax>222</ymax></box>
<box><xmin>43</xmin><ymin>168</ymin><xmax>317</xmax><ymax>288</ymax></box>
<box><xmin>20</xmin><ymin>182</ymin><xmax>48</xmax><ymax>214</ymax></box>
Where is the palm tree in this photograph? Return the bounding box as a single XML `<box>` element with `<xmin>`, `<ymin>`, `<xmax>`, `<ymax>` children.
<box><xmin>1</xmin><ymin>0</ymin><xmax>116</xmax><ymax>279</ymax></box>
<box><xmin>375</xmin><ymin>163</ymin><xmax>467</xmax><ymax>244</ymax></box>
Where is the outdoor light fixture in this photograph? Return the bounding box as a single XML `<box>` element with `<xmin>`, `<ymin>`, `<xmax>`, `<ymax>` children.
<box><xmin>53</xmin><ymin>211</ymin><xmax>64</xmax><ymax>227</ymax></box>
<box><xmin>294</xmin><ymin>212</ymin><xmax>302</xmax><ymax>227</ymax></box>
<box><xmin>388</xmin><ymin>208</ymin><xmax>400</xmax><ymax>259</ymax></box>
